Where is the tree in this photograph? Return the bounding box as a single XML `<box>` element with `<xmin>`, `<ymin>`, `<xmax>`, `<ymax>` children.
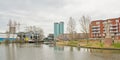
<box><xmin>25</xmin><ymin>26</ymin><xmax>44</xmax><ymax>41</ymax></box>
<box><xmin>67</xmin><ymin>17</ymin><xmax>76</xmax><ymax>40</ymax></box>
<box><xmin>37</xmin><ymin>28</ymin><xmax>44</xmax><ymax>41</ymax></box>
<box><xmin>79</xmin><ymin>16</ymin><xmax>90</xmax><ymax>42</ymax></box>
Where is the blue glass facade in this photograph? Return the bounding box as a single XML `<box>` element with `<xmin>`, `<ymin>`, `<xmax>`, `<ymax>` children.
<box><xmin>59</xmin><ymin>22</ymin><xmax>64</xmax><ymax>34</ymax></box>
<box><xmin>54</xmin><ymin>22</ymin><xmax>64</xmax><ymax>38</ymax></box>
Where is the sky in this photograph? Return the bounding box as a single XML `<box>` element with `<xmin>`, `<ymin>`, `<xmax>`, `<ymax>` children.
<box><xmin>0</xmin><ymin>0</ymin><xmax>120</xmax><ymax>36</ymax></box>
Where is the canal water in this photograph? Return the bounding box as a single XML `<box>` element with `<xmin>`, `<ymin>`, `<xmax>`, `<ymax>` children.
<box><xmin>0</xmin><ymin>43</ymin><xmax>120</xmax><ymax>60</ymax></box>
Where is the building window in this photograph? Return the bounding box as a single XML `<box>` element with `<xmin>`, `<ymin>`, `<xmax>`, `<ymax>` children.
<box><xmin>96</xmin><ymin>22</ymin><xmax>100</xmax><ymax>24</ymax></box>
<box><xmin>108</xmin><ymin>20</ymin><xmax>111</xmax><ymax>23</ymax></box>
<box><xmin>103</xmin><ymin>21</ymin><xmax>107</xmax><ymax>24</ymax></box>
<box><xmin>116</xmin><ymin>19</ymin><xmax>119</xmax><ymax>23</ymax></box>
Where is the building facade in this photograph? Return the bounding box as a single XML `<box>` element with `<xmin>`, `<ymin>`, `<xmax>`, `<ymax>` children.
<box><xmin>90</xmin><ymin>17</ymin><xmax>120</xmax><ymax>40</ymax></box>
<box><xmin>56</xmin><ymin>33</ymin><xmax>89</xmax><ymax>40</ymax></box>
<box><xmin>0</xmin><ymin>33</ymin><xmax>17</xmax><ymax>42</ymax></box>
<box><xmin>54</xmin><ymin>22</ymin><xmax>64</xmax><ymax>39</ymax></box>
<box><xmin>8</xmin><ymin>20</ymin><xmax>17</xmax><ymax>34</ymax></box>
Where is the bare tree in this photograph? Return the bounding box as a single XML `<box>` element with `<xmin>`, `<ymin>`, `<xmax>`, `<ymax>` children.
<box><xmin>37</xmin><ymin>27</ymin><xmax>44</xmax><ymax>41</ymax></box>
<box><xmin>79</xmin><ymin>16</ymin><xmax>90</xmax><ymax>41</ymax></box>
<box><xmin>67</xmin><ymin>17</ymin><xmax>76</xmax><ymax>40</ymax></box>
<box><xmin>25</xmin><ymin>26</ymin><xmax>44</xmax><ymax>41</ymax></box>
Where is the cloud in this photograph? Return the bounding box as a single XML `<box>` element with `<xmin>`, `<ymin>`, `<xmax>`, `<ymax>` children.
<box><xmin>0</xmin><ymin>0</ymin><xmax>120</xmax><ymax>36</ymax></box>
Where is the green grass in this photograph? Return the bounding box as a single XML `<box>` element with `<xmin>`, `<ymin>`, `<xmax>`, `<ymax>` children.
<box><xmin>67</xmin><ymin>41</ymin><xmax>79</xmax><ymax>46</ymax></box>
<box><xmin>113</xmin><ymin>43</ymin><xmax>120</xmax><ymax>48</ymax></box>
<box><xmin>85</xmin><ymin>43</ymin><xmax>92</xmax><ymax>47</ymax></box>
<box><xmin>99</xmin><ymin>43</ymin><xmax>104</xmax><ymax>47</ymax></box>
<box><xmin>95</xmin><ymin>42</ymin><xmax>104</xmax><ymax>48</ymax></box>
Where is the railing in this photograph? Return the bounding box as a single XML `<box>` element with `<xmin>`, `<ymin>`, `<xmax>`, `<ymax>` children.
<box><xmin>110</xmin><ymin>27</ymin><xmax>118</xmax><ymax>29</ymax></box>
<box><xmin>92</xmin><ymin>25</ymin><xmax>100</xmax><ymax>28</ymax></box>
<box><xmin>110</xmin><ymin>30</ymin><xmax>118</xmax><ymax>33</ymax></box>
<box><xmin>110</xmin><ymin>24</ymin><xmax>118</xmax><ymax>26</ymax></box>
<box><xmin>92</xmin><ymin>31</ymin><xmax>100</xmax><ymax>33</ymax></box>
<box><xmin>92</xmin><ymin>28</ymin><xmax>100</xmax><ymax>31</ymax></box>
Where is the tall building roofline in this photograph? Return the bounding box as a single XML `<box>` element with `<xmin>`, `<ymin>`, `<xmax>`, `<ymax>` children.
<box><xmin>60</xmin><ymin>21</ymin><xmax>64</xmax><ymax>23</ymax></box>
<box><xmin>92</xmin><ymin>17</ymin><xmax>120</xmax><ymax>22</ymax></box>
<box><xmin>54</xmin><ymin>22</ymin><xmax>58</xmax><ymax>24</ymax></box>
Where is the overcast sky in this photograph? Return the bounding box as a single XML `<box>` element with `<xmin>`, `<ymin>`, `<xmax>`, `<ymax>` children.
<box><xmin>0</xmin><ymin>0</ymin><xmax>120</xmax><ymax>36</ymax></box>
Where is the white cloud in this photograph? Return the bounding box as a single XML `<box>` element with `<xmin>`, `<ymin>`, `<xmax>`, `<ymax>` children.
<box><xmin>0</xmin><ymin>0</ymin><xmax>120</xmax><ymax>36</ymax></box>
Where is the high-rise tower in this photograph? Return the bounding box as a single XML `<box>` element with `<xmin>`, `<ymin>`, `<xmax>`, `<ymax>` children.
<box><xmin>54</xmin><ymin>22</ymin><xmax>64</xmax><ymax>39</ymax></box>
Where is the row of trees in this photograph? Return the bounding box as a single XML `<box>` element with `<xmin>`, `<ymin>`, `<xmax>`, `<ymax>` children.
<box><xmin>17</xmin><ymin>26</ymin><xmax>44</xmax><ymax>41</ymax></box>
<box><xmin>67</xmin><ymin>16</ymin><xmax>91</xmax><ymax>41</ymax></box>
<box><xmin>25</xmin><ymin>26</ymin><xmax>44</xmax><ymax>41</ymax></box>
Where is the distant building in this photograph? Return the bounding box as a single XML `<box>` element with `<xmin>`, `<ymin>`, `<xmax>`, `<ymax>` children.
<box><xmin>17</xmin><ymin>31</ymin><xmax>43</xmax><ymax>41</ymax></box>
<box><xmin>8</xmin><ymin>20</ymin><xmax>17</xmax><ymax>34</ymax></box>
<box><xmin>47</xmin><ymin>34</ymin><xmax>54</xmax><ymax>40</ymax></box>
<box><xmin>90</xmin><ymin>17</ymin><xmax>120</xmax><ymax>40</ymax></box>
<box><xmin>56</xmin><ymin>33</ymin><xmax>89</xmax><ymax>40</ymax></box>
<box><xmin>54</xmin><ymin>22</ymin><xmax>64</xmax><ymax>39</ymax></box>
<box><xmin>0</xmin><ymin>33</ymin><xmax>17</xmax><ymax>42</ymax></box>
<box><xmin>43</xmin><ymin>34</ymin><xmax>54</xmax><ymax>41</ymax></box>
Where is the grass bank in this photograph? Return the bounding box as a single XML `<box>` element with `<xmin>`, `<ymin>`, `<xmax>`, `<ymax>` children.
<box><xmin>56</xmin><ymin>40</ymin><xmax>120</xmax><ymax>49</ymax></box>
<box><xmin>112</xmin><ymin>43</ymin><xmax>120</xmax><ymax>48</ymax></box>
<box><xmin>0</xmin><ymin>40</ymin><xmax>27</xmax><ymax>44</ymax></box>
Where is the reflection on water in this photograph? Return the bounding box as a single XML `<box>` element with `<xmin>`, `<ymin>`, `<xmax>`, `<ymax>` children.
<box><xmin>54</xmin><ymin>46</ymin><xmax>64</xmax><ymax>51</ymax></box>
<box><xmin>0</xmin><ymin>43</ymin><xmax>120</xmax><ymax>60</ymax></box>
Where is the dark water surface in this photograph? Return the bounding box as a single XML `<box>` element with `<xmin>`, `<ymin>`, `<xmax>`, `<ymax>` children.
<box><xmin>0</xmin><ymin>43</ymin><xmax>120</xmax><ymax>60</ymax></box>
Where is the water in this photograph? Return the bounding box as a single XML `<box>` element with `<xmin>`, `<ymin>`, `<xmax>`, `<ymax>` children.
<box><xmin>0</xmin><ymin>43</ymin><xmax>120</xmax><ymax>60</ymax></box>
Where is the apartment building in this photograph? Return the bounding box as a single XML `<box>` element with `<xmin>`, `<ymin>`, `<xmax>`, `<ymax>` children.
<box><xmin>90</xmin><ymin>17</ymin><xmax>120</xmax><ymax>40</ymax></box>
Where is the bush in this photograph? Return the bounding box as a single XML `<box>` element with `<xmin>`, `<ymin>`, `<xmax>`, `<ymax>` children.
<box><xmin>4</xmin><ymin>40</ymin><xmax>10</xmax><ymax>44</ymax></box>
<box><xmin>12</xmin><ymin>40</ymin><xmax>26</xmax><ymax>43</ymax></box>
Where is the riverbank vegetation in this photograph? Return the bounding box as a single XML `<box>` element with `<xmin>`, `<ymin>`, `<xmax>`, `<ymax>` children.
<box><xmin>0</xmin><ymin>40</ymin><xmax>27</xmax><ymax>44</ymax></box>
<box><xmin>112</xmin><ymin>43</ymin><xmax>120</xmax><ymax>48</ymax></box>
<box><xmin>56</xmin><ymin>40</ymin><xmax>120</xmax><ymax>49</ymax></box>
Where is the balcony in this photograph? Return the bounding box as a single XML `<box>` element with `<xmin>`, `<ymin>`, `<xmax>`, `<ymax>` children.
<box><xmin>92</xmin><ymin>31</ymin><xmax>100</xmax><ymax>33</ymax></box>
<box><xmin>110</xmin><ymin>33</ymin><xmax>115</xmax><ymax>36</ymax></box>
<box><xmin>103</xmin><ymin>30</ymin><xmax>118</xmax><ymax>33</ymax></box>
<box><xmin>103</xmin><ymin>27</ymin><xmax>118</xmax><ymax>31</ymax></box>
<box><xmin>103</xmin><ymin>31</ymin><xmax>106</xmax><ymax>33</ymax></box>
<box><xmin>110</xmin><ymin>30</ymin><xmax>118</xmax><ymax>33</ymax></box>
<box><xmin>116</xmin><ymin>33</ymin><xmax>120</xmax><ymax>36</ymax></box>
<box><xmin>103</xmin><ymin>21</ymin><xmax>107</xmax><ymax>24</ymax></box>
<box><xmin>92</xmin><ymin>28</ymin><xmax>100</xmax><ymax>31</ymax></box>
<box><xmin>92</xmin><ymin>25</ymin><xmax>100</xmax><ymax>28</ymax></box>
<box><xmin>110</xmin><ymin>24</ymin><xmax>118</xmax><ymax>27</ymax></box>
<box><xmin>110</xmin><ymin>27</ymin><xmax>118</xmax><ymax>30</ymax></box>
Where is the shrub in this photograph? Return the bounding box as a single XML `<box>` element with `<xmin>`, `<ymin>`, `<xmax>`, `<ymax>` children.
<box><xmin>4</xmin><ymin>40</ymin><xmax>10</xmax><ymax>44</ymax></box>
<box><xmin>12</xmin><ymin>40</ymin><xmax>26</xmax><ymax>43</ymax></box>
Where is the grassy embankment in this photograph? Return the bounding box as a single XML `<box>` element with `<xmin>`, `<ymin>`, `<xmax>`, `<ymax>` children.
<box><xmin>112</xmin><ymin>43</ymin><xmax>120</xmax><ymax>48</ymax></box>
<box><xmin>56</xmin><ymin>40</ymin><xmax>120</xmax><ymax>48</ymax></box>
<box><xmin>0</xmin><ymin>40</ymin><xmax>27</xmax><ymax>44</ymax></box>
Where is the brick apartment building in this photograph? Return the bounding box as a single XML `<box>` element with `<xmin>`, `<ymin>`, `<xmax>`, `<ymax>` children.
<box><xmin>90</xmin><ymin>17</ymin><xmax>120</xmax><ymax>40</ymax></box>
